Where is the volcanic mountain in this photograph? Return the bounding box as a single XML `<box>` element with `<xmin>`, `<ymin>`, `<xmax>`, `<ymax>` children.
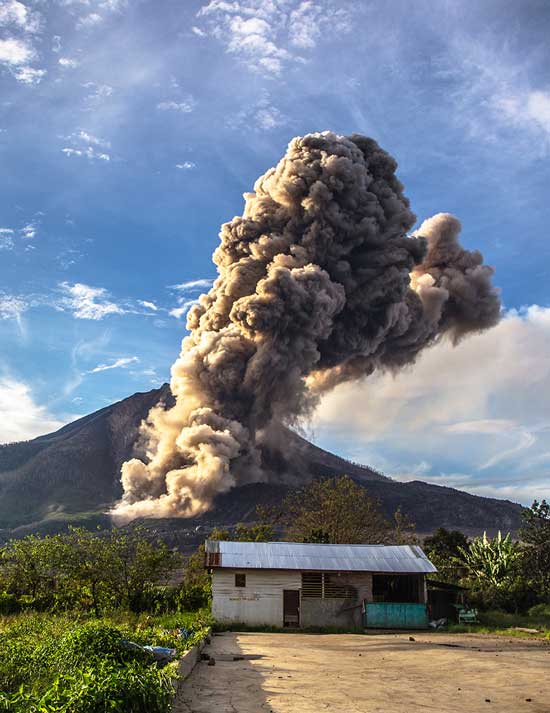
<box><xmin>0</xmin><ymin>385</ymin><xmax>523</xmax><ymax>540</ymax></box>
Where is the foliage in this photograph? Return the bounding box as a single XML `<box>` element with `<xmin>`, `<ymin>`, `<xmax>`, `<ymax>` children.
<box><xmin>280</xmin><ymin>476</ymin><xmax>415</xmax><ymax>544</ymax></box>
<box><xmin>457</xmin><ymin>531</ymin><xmax>520</xmax><ymax>588</ymax></box>
<box><xmin>0</xmin><ymin>611</ymin><xmax>209</xmax><ymax>712</ymax></box>
<box><xmin>0</xmin><ymin>528</ymin><xmax>181</xmax><ymax>615</ymax></box>
<box><xmin>423</xmin><ymin>528</ymin><xmax>469</xmax><ymax>582</ymax></box>
<box><xmin>520</xmin><ymin>499</ymin><xmax>550</xmax><ymax>601</ymax></box>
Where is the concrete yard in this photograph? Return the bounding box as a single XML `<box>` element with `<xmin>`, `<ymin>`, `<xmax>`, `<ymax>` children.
<box><xmin>174</xmin><ymin>631</ymin><xmax>550</xmax><ymax>713</ymax></box>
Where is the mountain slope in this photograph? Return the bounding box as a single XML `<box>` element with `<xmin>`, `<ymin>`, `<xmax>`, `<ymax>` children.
<box><xmin>0</xmin><ymin>385</ymin><xmax>524</xmax><ymax>535</ymax></box>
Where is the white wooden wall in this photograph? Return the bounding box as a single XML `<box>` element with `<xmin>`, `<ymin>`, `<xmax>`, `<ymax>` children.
<box><xmin>212</xmin><ymin>569</ymin><xmax>301</xmax><ymax>626</ymax></box>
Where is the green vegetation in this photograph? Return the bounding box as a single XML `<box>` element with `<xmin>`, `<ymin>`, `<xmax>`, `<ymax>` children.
<box><xmin>0</xmin><ymin>611</ymin><xmax>210</xmax><ymax>712</ymax></box>
<box><xmin>0</xmin><ymin>527</ymin><xmax>211</xmax><ymax>711</ymax></box>
<box><xmin>424</xmin><ymin>500</ymin><xmax>550</xmax><ymax>620</ymax></box>
<box><xmin>269</xmin><ymin>475</ymin><xmax>418</xmax><ymax>545</ymax></box>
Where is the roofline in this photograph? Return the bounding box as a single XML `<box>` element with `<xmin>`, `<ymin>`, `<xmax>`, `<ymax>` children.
<box><xmin>205</xmin><ymin>539</ymin><xmax>424</xmax><ymax>548</ymax></box>
<box><xmin>209</xmin><ymin>566</ymin><xmax>432</xmax><ymax>574</ymax></box>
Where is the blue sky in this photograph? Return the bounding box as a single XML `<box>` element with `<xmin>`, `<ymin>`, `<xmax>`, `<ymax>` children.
<box><xmin>1</xmin><ymin>0</ymin><xmax>550</xmax><ymax>503</ymax></box>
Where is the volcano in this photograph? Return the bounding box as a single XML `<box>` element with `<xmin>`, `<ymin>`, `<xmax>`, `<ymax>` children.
<box><xmin>0</xmin><ymin>385</ymin><xmax>523</xmax><ymax>541</ymax></box>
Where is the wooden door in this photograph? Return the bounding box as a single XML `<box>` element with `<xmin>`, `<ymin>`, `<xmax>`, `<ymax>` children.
<box><xmin>283</xmin><ymin>590</ymin><xmax>300</xmax><ymax>628</ymax></box>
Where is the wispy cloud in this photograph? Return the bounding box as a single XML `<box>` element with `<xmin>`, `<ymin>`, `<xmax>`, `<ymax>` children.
<box><xmin>59</xmin><ymin>56</ymin><xmax>80</xmax><ymax>68</ymax></box>
<box><xmin>20</xmin><ymin>221</ymin><xmax>37</xmax><ymax>239</ymax></box>
<box><xmin>89</xmin><ymin>356</ymin><xmax>139</xmax><ymax>373</ymax></box>
<box><xmin>76</xmin><ymin>12</ymin><xmax>103</xmax><ymax>30</ymax></box>
<box><xmin>175</xmin><ymin>161</ymin><xmax>196</xmax><ymax>170</ymax></box>
<box><xmin>157</xmin><ymin>99</ymin><xmax>196</xmax><ymax>113</ymax></box>
<box><xmin>195</xmin><ymin>0</ymin><xmax>351</xmax><ymax>77</ymax></box>
<box><xmin>0</xmin><ymin>228</ymin><xmax>14</xmax><ymax>250</ymax></box>
<box><xmin>62</xmin><ymin>130</ymin><xmax>111</xmax><ymax>161</ymax></box>
<box><xmin>169</xmin><ymin>298</ymin><xmax>199</xmax><ymax>320</ymax></box>
<box><xmin>59</xmin><ymin>282</ymin><xmax>125</xmax><ymax>320</ymax></box>
<box><xmin>169</xmin><ymin>278</ymin><xmax>213</xmax><ymax>292</ymax></box>
<box><xmin>138</xmin><ymin>300</ymin><xmax>159</xmax><ymax>311</ymax></box>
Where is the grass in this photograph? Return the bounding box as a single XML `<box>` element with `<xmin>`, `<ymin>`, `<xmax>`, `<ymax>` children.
<box><xmin>446</xmin><ymin>608</ymin><xmax>550</xmax><ymax>640</ymax></box>
<box><xmin>0</xmin><ymin>609</ymin><xmax>211</xmax><ymax>712</ymax></box>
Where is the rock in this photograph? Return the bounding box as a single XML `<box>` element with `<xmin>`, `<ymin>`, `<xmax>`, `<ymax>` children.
<box><xmin>409</xmin><ymin>637</ymin><xmax>415</xmax><ymax>642</ymax></box>
<box><xmin>207</xmin><ymin>657</ymin><xmax>216</xmax><ymax>666</ymax></box>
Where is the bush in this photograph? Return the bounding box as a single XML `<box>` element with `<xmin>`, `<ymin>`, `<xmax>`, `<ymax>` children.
<box><xmin>0</xmin><ymin>613</ymin><xmax>210</xmax><ymax>712</ymax></box>
<box><xmin>0</xmin><ymin>592</ymin><xmax>21</xmax><ymax>615</ymax></box>
<box><xmin>528</xmin><ymin>603</ymin><xmax>550</xmax><ymax>620</ymax></box>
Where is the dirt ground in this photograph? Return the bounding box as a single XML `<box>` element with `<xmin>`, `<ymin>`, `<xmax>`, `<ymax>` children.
<box><xmin>173</xmin><ymin>631</ymin><xmax>550</xmax><ymax>713</ymax></box>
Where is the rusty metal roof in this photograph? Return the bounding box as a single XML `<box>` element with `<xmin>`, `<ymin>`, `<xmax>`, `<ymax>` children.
<box><xmin>205</xmin><ymin>540</ymin><xmax>437</xmax><ymax>574</ymax></box>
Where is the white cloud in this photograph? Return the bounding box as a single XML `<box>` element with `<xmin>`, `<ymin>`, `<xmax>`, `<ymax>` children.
<box><xmin>12</xmin><ymin>65</ymin><xmax>46</xmax><ymax>84</ymax></box>
<box><xmin>59</xmin><ymin>56</ymin><xmax>79</xmax><ymax>68</ymax></box>
<box><xmin>62</xmin><ymin>147</ymin><xmax>110</xmax><ymax>161</ymax></box>
<box><xmin>90</xmin><ymin>356</ymin><xmax>138</xmax><ymax>373</ymax></box>
<box><xmin>0</xmin><ymin>378</ymin><xmax>65</xmax><ymax>444</ymax></box>
<box><xmin>175</xmin><ymin>161</ymin><xmax>196</xmax><ymax>170</ymax></box>
<box><xmin>169</xmin><ymin>278</ymin><xmax>213</xmax><ymax>292</ymax></box>
<box><xmin>0</xmin><ymin>294</ymin><xmax>27</xmax><ymax>322</ymax></box>
<box><xmin>157</xmin><ymin>99</ymin><xmax>196</xmax><ymax>113</ymax></box>
<box><xmin>62</xmin><ymin>132</ymin><xmax>111</xmax><ymax>161</ymax></box>
<box><xmin>52</xmin><ymin>35</ymin><xmax>61</xmax><ymax>52</ymax></box>
<box><xmin>20</xmin><ymin>221</ymin><xmax>37</xmax><ymax>239</ymax></box>
<box><xmin>138</xmin><ymin>300</ymin><xmax>159</xmax><ymax>311</ymax></box>
<box><xmin>76</xmin><ymin>12</ymin><xmax>103</xmax><ymax>29</ymax></box>
<box><xmin>59</xmin><ymin>282</ymin><xmax>124</xmax><ymax>320</ymax></box>
<box><xmin>82</xmin><ymin>81</ymin><xmax>113</xmax><ymax>99</ymax></box>
<box><xmin>0</xmin><ymin>0</ymin><xmax>40</xmax><ymax>33</ymax></box>
<box><xmin>435</xmin><ymin>33</ymin><xmax>550</xmax><ymax>156</ymax></box>
<box><xmin>0</xmin><ymin>228</ymin><xmax>14</xmax><ymax>250</ymax></box>
<box><xmin>169</xmin><ymin>298</ymin><xmax>199</xmax><ymax>320</ymax></box>
<box><xmin>497</xmin><ymin>90</ymin><xmax>550</xmax><ymax>139</ymax></box>
<box><xmin>196</xmin><ymin>0</ymin><xmax>351</xmax><ymax>76</ymax></box>
<box><xmin>0</xmin><ymin>37</ymin><xmax>34</xmax><ymax>65</ymax></box>
<box><xmin>313</xmin><ymin>306</ymin><xmax>550</xmax><ymax>504</ymax></box>
<box><xmin>228</xmin><ymin>90</ymin><xmax>287</xmax><ymax>131</ymax></box>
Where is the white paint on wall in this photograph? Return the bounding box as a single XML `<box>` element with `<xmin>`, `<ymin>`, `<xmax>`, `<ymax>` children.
<box><xmin>212</xmin><ymin>569</ymin><xmax>301</xmax><ymax>626</ymax></box>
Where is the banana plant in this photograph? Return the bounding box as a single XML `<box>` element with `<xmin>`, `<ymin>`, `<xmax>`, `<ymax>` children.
<box><xmin>456</xmin><ymin>531</ymin><xmax>520</xmax><ymax>587</ymax></box>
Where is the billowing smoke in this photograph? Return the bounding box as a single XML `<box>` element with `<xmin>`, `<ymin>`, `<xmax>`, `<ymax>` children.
<box><xmin>113</xmin><ymin>132</ymin><xmax>500</xmax><ymax>521</ymax></box>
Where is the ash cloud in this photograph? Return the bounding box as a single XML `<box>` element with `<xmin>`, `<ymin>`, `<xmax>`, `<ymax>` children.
<box><xmin>113</xmin><ymin>132</ymin><xmax>501</xmax><ymax>521</ymax></box>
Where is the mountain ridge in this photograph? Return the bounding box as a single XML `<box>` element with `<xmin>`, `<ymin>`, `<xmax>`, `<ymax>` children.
<box><xmin>0</xmin><ymin>385</ymin><xmax>524</xmax><ymax>539</ymax></box>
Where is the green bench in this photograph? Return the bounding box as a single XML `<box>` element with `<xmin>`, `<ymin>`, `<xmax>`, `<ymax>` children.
<box><xmin>453</xmin><ymin>605</ymin><xmax>478</xmax><ymax>624</ymax></box>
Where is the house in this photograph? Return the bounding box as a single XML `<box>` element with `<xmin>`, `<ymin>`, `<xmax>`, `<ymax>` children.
<box><xmin>205</xmin><ymin>540</ymin><xmax>437</xmax><ymax>629</ymax></box>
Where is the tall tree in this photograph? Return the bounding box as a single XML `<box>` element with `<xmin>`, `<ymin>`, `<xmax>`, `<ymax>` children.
<box><xmin>520</xmin><ymin>499</ymin><xmax>550</xmax><ymax>599</ymax></box>
<box><xmin>423</xmin><ymin>528</ymin><xmax>469</xmax><ymax>582</ymax></box>
<box><xmin>282</xmin><ymin>476</ymin><xmax>392</xmax><ymax>544</ymax></box>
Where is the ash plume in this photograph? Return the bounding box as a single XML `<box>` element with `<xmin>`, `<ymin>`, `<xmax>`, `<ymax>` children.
<box><xmin>113</xmin><ymin>132</ymin><xmax>501</xmax><ymax>521</ymax></box>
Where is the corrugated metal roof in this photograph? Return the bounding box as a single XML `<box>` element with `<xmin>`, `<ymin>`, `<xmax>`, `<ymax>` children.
<box><xmin>205</xmin><ymin>540</ymin><xmax>437</xmax><ymax>574</ymax></box>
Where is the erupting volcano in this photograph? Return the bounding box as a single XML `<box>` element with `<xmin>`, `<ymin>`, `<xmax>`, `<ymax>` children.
<box><xmin>113</xmin><ymin>132</ymin><xmax>501</xmax><ymax>522</ymax></box>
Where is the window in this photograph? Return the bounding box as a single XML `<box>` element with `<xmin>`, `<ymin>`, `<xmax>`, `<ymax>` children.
<box><xmin>301</xmin><ymin>572</ymin><xmax>356</xmax><ymax>599</ymax></box>
<box><xmin>302</xmin><ymin>572</ymin><xmax>322</xmax><ymax>598</ymax></box>
<box><xmin>235</xmin><ymin>573</ymin><xmax>246</xmax><ymax>588</ymax></box>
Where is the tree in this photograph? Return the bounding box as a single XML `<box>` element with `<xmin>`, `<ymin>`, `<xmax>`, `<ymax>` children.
<box><xmin>423</xmin><ymin>528</ymin><xmax>469</xmax><ymax>582</ymax></box>
<box><xmin>282</xmin><ymin>476</ymin><xmax>392</xmax><ymax>544</ymax></box>
<box><xmin>520</xmin><ymin>499</ymin><xmax>550</xmax><ymax>600</ymax></box>
<box><xmin>234</xmin><ymin>522</ymin><xmax>275</xmax><ymax>542</ymax></box>
<box><xmin>109</xmin><ymin>528</ymin><xmax>181</xmax><ymax>612</ymax></box>
<box><xmin>457</xmin><ymin>531</ymin><xmax>519</xmax><ymax>588</ymax></box>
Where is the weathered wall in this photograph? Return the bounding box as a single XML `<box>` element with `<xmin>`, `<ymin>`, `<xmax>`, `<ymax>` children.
<box><xmin>300</xmin><ymin>598</ymin><xmax>360</xmax><ymax>628</ymax></box>
<box><xmin>301</xmin><ymin>573</ymin><xmax>372</xmax><ymax>628</ymax></box>
<box><xmin>212</xmin><ymin>569</ymin><xmax>301</xmax><ymax>626</ymax></box>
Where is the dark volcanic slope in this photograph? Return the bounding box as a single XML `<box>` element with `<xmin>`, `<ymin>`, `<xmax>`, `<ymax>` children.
<box><xmin>0</xmin><ymin>385</ymin><xmax>524</xmax><ymax>535</ymax></box>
